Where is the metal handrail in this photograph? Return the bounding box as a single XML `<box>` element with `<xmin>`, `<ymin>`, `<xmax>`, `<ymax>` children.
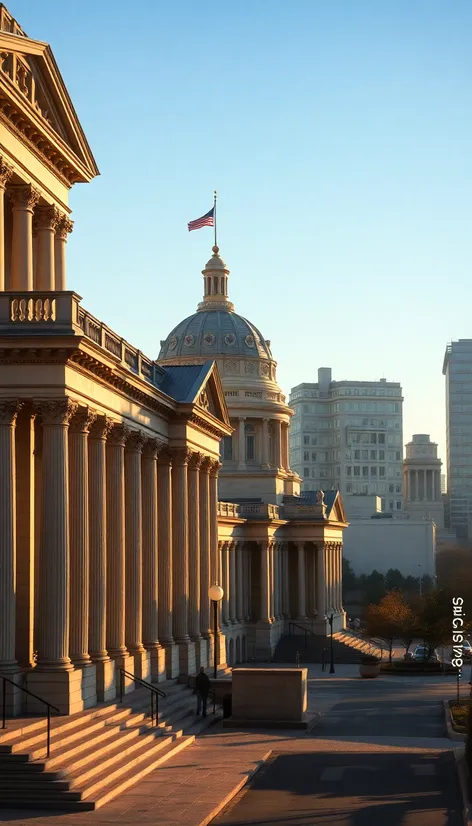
<box><xmin>118</xmin><ymin>669</ymin><xmax>166</xmax><ymax>727</ymax></box>
<box><xmin>1</xmin><ymin>675</ymin><xmax>60</xmax><ymax>757</ymax></box>
<box><xmin>289</xmin><ymin>622</ymin><xmax>317</xmax><ymax>651</ymax></box>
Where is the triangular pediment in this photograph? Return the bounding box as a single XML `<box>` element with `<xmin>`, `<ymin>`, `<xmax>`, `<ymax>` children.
<box><xmin>193</xmin><ymin>362</ymin><xmax>230</xmax><ymax>428</ymax></box>
<box><xmin>0</xmin><ymin>6</ymin><xmax>98</xmax><ymax>184</ymax></box>
<box><xmin>328</xmin><ymin>491</ymin><xmax>348</xmax><ymax>524</ymax></box>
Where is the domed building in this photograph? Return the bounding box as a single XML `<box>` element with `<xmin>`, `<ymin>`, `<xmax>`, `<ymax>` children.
<box><xmin>158</xmin><ymin>245</ymin><xmax>300</xmax><ymax>504</ymax></box>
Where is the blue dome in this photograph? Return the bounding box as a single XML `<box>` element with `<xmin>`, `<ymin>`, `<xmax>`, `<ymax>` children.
<box><xmin>158</xmin><ymin>310</ymin><xmax>272</xmax><ymax>361</ymax></box>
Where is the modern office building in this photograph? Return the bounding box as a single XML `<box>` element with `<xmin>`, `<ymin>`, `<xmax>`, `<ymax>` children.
<box><xmin>290</xmin><ymin>368</ymin><xmax>403</xmax><ymax>517</ymax></box>
<box><xmin>443</xmin><ymin>340</ymin><xmax>472</xmax><ymax>539</ymax></box>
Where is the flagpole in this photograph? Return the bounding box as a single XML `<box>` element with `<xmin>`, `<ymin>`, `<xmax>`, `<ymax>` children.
<box><xmin>213</xmin><ymin>190</ymin><xmax>217</xmax><ymax>247</ymax></box>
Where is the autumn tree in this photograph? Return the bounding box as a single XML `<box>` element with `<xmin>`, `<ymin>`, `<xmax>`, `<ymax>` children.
<box><xmin>364</xmin><ymin>590</ymin><xmax>416</xmax><ymax>662</ymax></box>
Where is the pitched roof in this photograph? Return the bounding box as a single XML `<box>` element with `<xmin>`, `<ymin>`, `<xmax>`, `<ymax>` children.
<box><xmin>157</xmin><ymin>361</ymin><xmax>214</xmax><ymax>404</ymax></box>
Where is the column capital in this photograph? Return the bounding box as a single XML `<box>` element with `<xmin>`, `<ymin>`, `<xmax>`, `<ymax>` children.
<box><xmin>34</xmin><ymin>397</ymin><xmax>78</xmax><ymax>426</ymax></box>
<box><xmin>143</xmin><ymin>437</ymin><xmax>164</xmax><ymax>459</ymax></box>
<box><xmin>8</xmin><ymin>184</ymin><xmax>40</xmax><ymax>211</ymax></box>
<box><xmin>55</xmin><ymin>212</ymin><xmax>74</xmax><ymax>240</ymax></box>
<box><xmin>210</xmin><ymin>458</ymin><xmax>222</xmax><ymax>476</ymax></box>
<box><xmin>89</xmin><ymin>415</ymin><xmax>114</xmax><ymax>441</ymax></box>
<box><xmin>200</xmin><ymin>456</ymin><xmax>213</xmax><ymax>474</ymax></box>
<box><xmin>238</xmin><ymin>416</ymin><xmax>246</xmax><ymax>423</ymax></box>
<box><xmin>107</xmin><ymin>422</ymin><xmax>131</xmax><ymax>447</ymax></box>
<box><xmin>33</xmin><ymin>204</ymin><xmax>60</xmax><ymax>233</ymax></box>
<box><xmin>158</xmin><ymin>445</ymin><xmax>173</xmax><ymax>465</ymax></box>
<box><xmin>0</xmin><ymin>399</ymin><xmax>22</xmax><ymax>425</ymax></box>
<box><xmin>125</xmin><ymin>429</ymin><xmax>146</xmax><ymax>453</ymax></box>
<box><xmin>172</xmin><ymin>446</ymin><xmax>192</xmax><ymax>466</ymax></box>
<box><xmin>70</xmin><ymin>406</ymin><xmax>98</xmax><ymax>435</ymax></box>
<box><xmin>189</xmin><ymin>450</ymin><xmax>205</xmax><ymax>469</ymax></box>
<box><xmin>0</xmin><ymin>157</ymin><xmax>13</xmax><ymax>189</ymax></box>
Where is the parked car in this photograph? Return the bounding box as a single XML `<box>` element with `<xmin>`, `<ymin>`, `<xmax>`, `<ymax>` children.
<box><xmin>412</xmin><ymin>645</ymin><xmax>439</xmax><ymax>663</ymax></box>
<box><xmin>462</xmin><ymin>640</ymin><xmax>472</xmax><ymax>660</ymax></box>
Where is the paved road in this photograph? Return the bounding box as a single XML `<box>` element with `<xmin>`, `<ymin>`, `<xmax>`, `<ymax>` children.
<box><xmin>214</xmin><ymin>677</ymin><xmax>463</xmax><ymax>826</ymax></box>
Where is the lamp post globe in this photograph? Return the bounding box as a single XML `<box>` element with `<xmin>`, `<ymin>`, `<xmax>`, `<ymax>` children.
<box><xmin>208</xmin><ymin>584</ymin><xmax>224</xmax><ymax>602</ymax></box>
<box><xmin>209</xmin><ymin>583</ymin><xmax>224</xmax><ymax>679</ymax></box>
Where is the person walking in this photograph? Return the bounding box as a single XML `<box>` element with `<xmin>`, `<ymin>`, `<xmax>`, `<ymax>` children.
<box><xmin>195</xmin><ymin>667</ymin><xmax>211</xmax><ymax>717</ymax></box>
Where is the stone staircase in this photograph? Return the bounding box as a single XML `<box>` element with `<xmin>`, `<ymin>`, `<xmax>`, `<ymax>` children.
<box><xmin>0</xmin><ymin>677</ymin><xmax>222</xmax><ymax>810</ymax></box>
<box><xmin>273</xmin><ymin>628</ymin><xmax>383</xmax><ymax>664</ymax></box>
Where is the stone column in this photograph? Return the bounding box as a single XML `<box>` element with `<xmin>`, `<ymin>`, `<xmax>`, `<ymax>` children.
<box><xmin>222</xmin><ymin>541</ymin><xmax>230</xmax><ymax>625</ymax></box>
<box><xmin>338</xmin><ymin>544</ymin><xmax>343</xmax><ymax>612</ymax></box>
<box><xmin>262</xmin><ymin>418</ymin><xmax>270</xmax><ymax>468</ymax></box>
<box><xmin>199</xmin><ymin>458</ymin><xmax>212</xmax><ymax>640</ymax></box>
<box><xmin>157</xmin><ymin>449</ymin><xmax>179</xmax><ymax>676</ymax></box>
<box><xmin>316</xmin><ymin>543</ymin><xmax>326</xmax><ymax>624</ymax></box>
<box><xmin>106</xmin><ymin>423</ymin><xmax>128</xmax><ymax>660</ymax></box>
<box><xmin>269</xmin><ymin>542</ymin><xmax>276</xmax><ymax>620</ymax></box>
<box><xmin>54</xmin><ymin>213</ymin><xmax>73</xmax><ymax>290</ymax></box>
<box><xmin>188</xmin><ymin>452</ymin><xmax>203</xmax><ymax>643</ymax></box>
<box><xmin>172</xmin><ymin>447</ymin><xmax>195</xmax><ymax>674</ymax></box>
<box><xmin>0</xmin><ymin>401</ymin><xmax>21</xmax><ymax>673</ymax></box>
<box><xmin>237</xmin><ymin>417</ymin><xmax>246</xmax><ymax>470</ymax></box>
<box><xmin>141</xmin><ymin>439</ymin><xmax>164</xmax><ymax>679</ymax></box>
<box><xmin>209</xmin><ymin>460</ymin><xmax>220</xmax><ymax>585</ymax></box>
<box><xmin>245</xmin><ymin>545</ymin><xmax>252</xmax><ymax>620</ymax></box>
<box><xmin>69</xmin><ymin>407</ymin><xmax>96</xmax><ymax>667</ymax></box>
<box><xmin>35</xmin><ymin>398</ymin><xmax>77</xmax><ymax>670</ymax></box>
<box><xmin>283</xmin><ymin>423</ymin><xmax>290</xmax><ymax>470</ymax></box>
<box><xmin>8</xmin><ymin>184</ymin><xmax>40</xmax><ymax>290</ymax></box>
<box><xmin>229</xmin><ymin>541</ymin><xmax>237</xmax><ymax>623</ymax></box>
<box><xmin>0</xmin><ymin>158</ymin><xmax>12</xmax><ymax>290</ymax></box>
<box><xmin>88</xmin><ymin>416</ymin><xmax>115</xmax><ymax>700</ymax></box>
<box><xmin>273</xmin><ymin>420</ymin><xmax>282</xmax><ymax>469</ymax></box>
<box><xmin>34</xmin><ymin>205</ymin><xmax>58</xmax><ymax>290</ymax></box>
<box><xmin>259</xmin><ymin>542</ymin><xmax>271</xmax><ymax>623</ymax></box>
<box><xmin>282</xmin><ymin>543</ymin><xmax>290</xmax><ymax>617</ymax></box>
<box><xmin>296</xmin><ymin>542</ymin><xmax>306</xmax><ymax>619</ymax></box>
<box><xmin>124</xmin><ymin>431</ymin><xmax>147</xmax><ymax>675</ymax></box>
<box><xmin>236</xmin><ymin>542</ymin><xmax>244</xmax><ymax>622</ymax></box>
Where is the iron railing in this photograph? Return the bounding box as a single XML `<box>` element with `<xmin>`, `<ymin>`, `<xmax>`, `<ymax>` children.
<box><xmin>118</xmin><ymin>669</ymin><xmax>166</xmax><ymax>727</ymax></box>
<box><xmin>288</xmin><ymin>622</ymin><xmax>317</xmax><ymax>651</ymax></box>
<box><xmin>1</xmin><ymin>675</ymin><xmax>59</xmax><ymax>757</ymax></box>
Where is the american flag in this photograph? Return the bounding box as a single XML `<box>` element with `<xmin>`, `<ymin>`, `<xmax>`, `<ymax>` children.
<box><xmin>188</xmin><ymin>207</ymin><xmax>215</xmax><ymax>232</ymax></box>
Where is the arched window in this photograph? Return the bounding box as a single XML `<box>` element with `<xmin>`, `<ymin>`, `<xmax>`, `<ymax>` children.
<box><xmin>220</xmin><ymin>435</ymin><xmax>233</xmax><ymax>461</ymax></box>
<box><xmin>245</xmin><ymin>423</ymin><xmax>255</xmax><ymax>461</ymax></box>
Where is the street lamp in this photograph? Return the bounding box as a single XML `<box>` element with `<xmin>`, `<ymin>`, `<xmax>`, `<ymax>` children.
<box><xmin>208</xmin><ymin>583</ymin><xmax>224</xmax><ymax>679</ymax></box>
<box><xmin>328</xmin><ymin>613</ymin><xmax>335</xmax><ymax>674</ymax></box>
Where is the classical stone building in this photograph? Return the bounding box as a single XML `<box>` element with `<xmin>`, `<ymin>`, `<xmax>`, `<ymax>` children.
<box><xmin>0</xmin><ymin>5</ymin><xmax>347</xmax><ymax>718</ymax></box>
<box><xmin>403</xmin><ymin>434</ymin><xmax>444</xmax><ymax>528</ymax></box>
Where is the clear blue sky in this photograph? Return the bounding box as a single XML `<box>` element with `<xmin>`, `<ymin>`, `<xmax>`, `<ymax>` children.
<box><xmin>10</xmin><ymin>0</ymin><xmax>472</xmax><ymax>465</ymax></box>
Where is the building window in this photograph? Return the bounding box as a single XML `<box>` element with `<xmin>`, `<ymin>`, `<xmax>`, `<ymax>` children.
<box><xmin>346</xmin><ymin>466</ymin><xmax>352</xmax><ymax>476</ymax></box>
<box><xmin>371</xmin><ymin>467</ymin><xmax>377</xmax><ymax>477</ymax></box>
<box><xmin>245</xmin><ymin>423</ymin><xmax>255</xmax><ymax>461</ymax></box>
<box><xmin>346</xmin><ymin>483</ymin><xmax>352</xmax><ymax>493</ymax></box>
<box><xmin>378</xmin><ymin>434</ymin><xmax>385</xmax><ymax>444</ymax></box>
<box><xmin>395</xmin><ymin>484</ymin><xmax>401</xmax><ymax>493</ymax></box>
<box><xmin>370</xmin><ymin>433</ymin><xmax>377</xmax><ymax>444</ymax></box>
<box><xmin>395</xmin><ymin>451</ymin><xmax>401</xmax><ymax>461</ymax></box>
<box><xmin>354</xmin><ymin>466</ymin><xmax>360</xmax><ymax>476</ymax></box>
<box><xmin>362</xmin><ymin>449</ymin><xmax>368</xmax><ymax>460</ymax></box>
<box><xmin>304</xmin><ymin>451</ymin><xmax>309</xmax><ymax>461</ymax></box>
<box><xmin>389</xmin><ymin>484</ymin><xmax>394</xmax><ymax>493</ymax></box>
<box><xmin>389</xmin><ymin>500</ymin><xmax>394</xmax><ymax>510</ymax></box>
<box><xmin>221</xmin><ymin>435</ymin><xmax>233</xmax><ymax>461</ymax></box>
<box><xmin>379</xmin><ymin>450</ymin><xmax>385</xmax><ymax>460</ymax></box>
<box><xmin>304</xmin><ymin>436</ymin><xmax>310</xmax><ymax>445</ymax></box>
<box><xmin>371</xmin><ymin>450</ymin><xmax>377</xmax><ymax>460</ymax></box>
<box><xmin>396</xmin><ymin>501</ymin><xmax>402</xmax><ymax>510</ymax></box>
<box><xmin>311</xmin><ymin>437</ymin><xmax>317</xmax><ymax>445</ymax></box>
<box><xmin>379</xmin><ymin>467</ymin><xmax>385</xmax><ymax>477</ymax></box>
<box><xmin>312</xmin><ymin>452</ymin><xmax>317</xmax><ymax>461</ymax></box>
<box><xmin>304</xmin><ymin>467</ymin><xmax>309</xmax><ymax>478</ymax></box>
<box><xmin>354</xmin><ymin>449</ymin><xmax>360</xmax><ymax>460</ymax></box>
<box><xmin>362</xmin><ymin>466</ymin><xmax>369</xmax><ymax>477</ymax></box>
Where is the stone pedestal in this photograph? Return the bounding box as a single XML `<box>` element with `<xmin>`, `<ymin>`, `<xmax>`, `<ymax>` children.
<box><xmin>148</xmin><ymin>646</ymin><xmax>167</xmax><ymax>683</ymax></box>
<box><xmin>27</xmin><ymin>667</ymin><xmax>97</xmax><ymax>715</ymax></box>
<box><xmin>195</xmin><ymin>637</ymin><xmax>209</xmax><ymax>670</ymax></box>
<box><xmin>0</xmin><ymin>672</ymin><xmax>23</xmax><ymax>716</ymax></box>
<box><xmin>133</xmin><ymin>650</ymin><xmax>151</xmax><ymax>682</ymax></box>
<box><xmin>113</xmin><ymin>653</ymin><xmax>136</xmax><ymax>695</ymax></box>
<box><xmin>164</xmin><ymin>643</ymin><xmax>180</xmax><ymax>679</ymax></box>
<box><xmin>178</xmin><ymin>641</ymin><xmax>196</xmax><ymax>676</ymax></box>
<box><xmin>95</xmin><ymin>659</ymin><xmax>116</xmax><ymax>703</ymax></box>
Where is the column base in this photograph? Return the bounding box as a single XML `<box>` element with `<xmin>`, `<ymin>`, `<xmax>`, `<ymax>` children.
<box><xmin>26</xmin><ymin>667</ymin><xmax>97</xmax><ymax>715</ymax></box>
<box><xmin>94</xmin><ymin>659</ymin><xmax>116</xmax><ymax>702</ymax></box>
<box><xmin>209</xmin><ymin>632</ymin><xmax>227</xmax><ymax>669</ymax></box>
<box><xmin>164</xmin><ymin>643</ymin><xmax>180</xmax><ymax>679</ymax></box>
<box><xmin>195</xmin><ymin>637</ymin><xmax>209</xmax><ymax>670</ymax></box>
<box><xmin>147</xmin><ymin>646</ymin><xmax>167</xmax><ymax>682</ymax></box>
<box><xmin>254</xmin><ymin>621</ymin><xmax>277</xmax><ymax>661</ymax></box>
<box><xmin>0</xmin><ymin>671</ymin><xmax>24</xmax><ymax>716</ymax></box>
<box><xmin>177</xmin><ymin>641</ymin><xmax>196</xmax><ymax>676</ymax></box>
<box><xmin>112</xmin><ymin>654</ymin><xmax>136</xmax><ymax>695</ymax></box>
<box><xmin>132</xmin><ymin>650</ymin><xmax>151</xmax><ymax>682</ymax></box>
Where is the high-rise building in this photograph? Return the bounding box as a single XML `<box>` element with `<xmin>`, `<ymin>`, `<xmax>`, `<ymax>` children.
<box><xmin>443</xmin><ymin>339</ymin><xmax>472</xmax><ymax>538</ymax></box>
<box><xmin>290</xmin><ymin>368</ymin><xmax>403</xmax><ymax>517</ymax></box>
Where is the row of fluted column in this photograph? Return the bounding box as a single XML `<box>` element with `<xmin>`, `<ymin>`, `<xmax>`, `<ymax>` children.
<box><xmin>404</xmin><ymin>468</ymin><xmax>441</xmax><ymax>502</ymax></box>
<box><xmin>220</xmin><ymin>541</ymin><xmax>252</xmax><ymax>625</ymax></box>
<box><xmin>0</xmin><ymin>157</ymin><xmax>73</xmax><ymax>292</ymax></box>
<box><xmin>235</xmin><ymin>416</ymin><xmax>290</xmax><ymax>470</ymax></box>
<box><xmin>0</xmin><ymin>397</ymin><xmax>221</xmax><ymax>676</ymax></box>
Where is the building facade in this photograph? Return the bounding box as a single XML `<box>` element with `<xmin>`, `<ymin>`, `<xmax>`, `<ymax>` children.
<box><xmin>403</xmin><ymin>434</ymin><xmax>444</xmax><ymax>527</ymax></box>
<box><xmin>0</xmin><ymin>7</ymin><xmax>347</xmax><ymax>717</ymax></box>
<box><xmin>443</xmin><ymin>340</ymin><xmax>472</xmax><ymax>539</ymax></box>
<box><xmin>290</xmin><ymin>368</ymin><xmax>404</xmax><ymax>518</ymax></box>
<box><xmin>343</xmin><ymin>518</ymin><xmax>436</xmax><ymax>580</ymax></box>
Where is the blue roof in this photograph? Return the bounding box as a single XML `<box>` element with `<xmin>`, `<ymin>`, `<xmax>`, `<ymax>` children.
<box><xmin>158</xmin><ymin>361</ymin><xmax>214</xmax><ymax>403</ymax></box>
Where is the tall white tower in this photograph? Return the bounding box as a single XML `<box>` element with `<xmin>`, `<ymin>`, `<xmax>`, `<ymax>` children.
<box><xmin>403</xmin><ymin>434</ymin><xmax>444</xmax><ymax>527</ymax></box>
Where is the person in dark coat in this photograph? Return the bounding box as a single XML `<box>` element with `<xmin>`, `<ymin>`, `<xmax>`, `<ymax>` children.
<box><xmin>195</xmin><ymin>667</ymin><xmax>211</xmax><ymax>717</ymax></box>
